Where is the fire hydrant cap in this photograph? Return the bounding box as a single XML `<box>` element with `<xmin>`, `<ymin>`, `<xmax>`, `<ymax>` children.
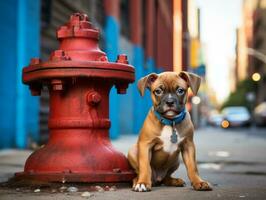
<box><xmin>57</xmin><ymin>13</ymin><xmax>99</xmax><ymax>39</ymax></box>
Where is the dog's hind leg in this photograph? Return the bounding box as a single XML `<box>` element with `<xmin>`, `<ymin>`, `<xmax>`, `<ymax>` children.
<box><xmin>163</xmin><ymin>177</ymin><xmax>186</xmax><ymax>187</ymax></box>
<box><xmin>162</xmin><ymin>162</ymin><xmax>186</xmax><ymax>187</ymax></box>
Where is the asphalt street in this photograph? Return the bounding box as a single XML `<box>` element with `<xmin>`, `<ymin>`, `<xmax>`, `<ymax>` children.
<box><xmin>0</xmin><ymin>126</ymin><xmax>266</xmax><ymax>199</ymax></box>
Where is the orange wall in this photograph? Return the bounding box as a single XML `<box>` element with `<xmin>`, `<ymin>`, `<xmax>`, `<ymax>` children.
<box><xmin>173</xmin><ymin>0</ymin><xmax>182</xmax><ymax>72</ymax></box>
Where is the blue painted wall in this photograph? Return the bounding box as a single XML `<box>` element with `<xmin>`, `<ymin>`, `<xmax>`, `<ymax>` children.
<box><xmin>132</xmin><ymin>45</ymin><xmax>146</xmax><ymax>134</ymax></box>
<box><xmin>104</xmin><ymin>15</ymin><xmax>121</xmax><ymax>139</ymax></box>
<box><xmin>0</xmin><ymin>0</ymin><xmax>40</xmax><ymax>149</ymax></box>
<box><xmin>0</xmin><ymin>0</ymin><xmax>18</xmax><ymax>148</ymax></box>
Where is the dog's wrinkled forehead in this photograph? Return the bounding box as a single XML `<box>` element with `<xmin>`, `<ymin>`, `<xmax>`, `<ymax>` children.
<box><xmin>137</xmin><ymin>71</ymin><xmax>201</xmax><ymax>97</ymax></box>
<box><xmin>151</xmin><ymin>73</ymin><xmax>188</xmax><ymax>91</ymax></box>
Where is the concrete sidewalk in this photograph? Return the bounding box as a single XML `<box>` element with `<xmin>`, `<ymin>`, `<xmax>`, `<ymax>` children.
<box><xmin>1</xmin><ymin>185</ymin><xmax>266</xmax><ymax>200</ymax></box>
<box><xmin>1</xmin><ymin>127</ymin><xmax>266</xmax><ymax>199</ymax></box>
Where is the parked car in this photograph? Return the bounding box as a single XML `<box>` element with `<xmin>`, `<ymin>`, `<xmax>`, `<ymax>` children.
<box><xmin>221</xmin><ymin>106</ymin><xmax>251</xmax><ymax>127</ymax></box>
<box><xmin>254</xmin><ymin>102</ymin><xmax>266</xmax><ymax>126</ymax></box>
<box><xmin>207</xmin><ymin>112</ymin><xmax>223</xmax><ymax>127</ymax></box>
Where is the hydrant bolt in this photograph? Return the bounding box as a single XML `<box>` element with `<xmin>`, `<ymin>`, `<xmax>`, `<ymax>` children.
<box><xmin>98</xmin><ymin>55</ymin><xmax>108</xmax><ymax>62</ymax></box>
<box><xmin>116</xmin><ymin>54</ymin><xmax>128</xmax><ymax>64</ymax></box>
<box><xmin>30</xmin><ymin>58</ymin><xmax>41</xmax><ymax>65</ymax></box>
<box><xmin>87</xmin><ymin>91</ymin><xmax>101</xmax><ymax>106</ymax></box>
<box><xmin>116</xmin><ymin>84</ymin><xmax>128</xmax><ymax>94</ymax></box>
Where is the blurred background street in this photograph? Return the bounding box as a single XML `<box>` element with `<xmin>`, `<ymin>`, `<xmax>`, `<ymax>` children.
<box><xmin>1</xmin><ymin>0</ymin><xmax>266</xmax><ymax>199</ymax></box>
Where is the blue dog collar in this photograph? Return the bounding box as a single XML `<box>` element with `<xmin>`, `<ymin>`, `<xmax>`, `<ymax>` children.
<box><xmin>153</xmin><ymin>107</ymin><xmax>186</xmax><ymax>126</ymax></box>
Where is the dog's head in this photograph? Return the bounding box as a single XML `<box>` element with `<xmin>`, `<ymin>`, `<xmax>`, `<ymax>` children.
<box><xmin>138</xmin><ymin>71</ymin><xmax>201</xmax><ymax>119</ymax></box>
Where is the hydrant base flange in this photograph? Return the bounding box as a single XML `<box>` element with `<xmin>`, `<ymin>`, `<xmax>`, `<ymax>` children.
<box><xmin>15</xmin><ymin>172</ymin><xmax>135</xmax><ymax>183</ymax></box>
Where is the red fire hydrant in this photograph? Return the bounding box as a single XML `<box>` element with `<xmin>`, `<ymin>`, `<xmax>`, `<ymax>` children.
<box><xmin>16</xmin><ymin>13</ymin><xmax>135</xmax><ymax>183</ymax></box>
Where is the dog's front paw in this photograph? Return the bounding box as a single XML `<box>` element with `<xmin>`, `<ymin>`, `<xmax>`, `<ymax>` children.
<box><xmin>192</xmin><ymin>181</ymin><xmax>212</xmax><ymax>191</ymax></box>
<box><xmin>133</xmin><ymin>183</ymin><xmax>151</xmax><ymax>192</ymax></box>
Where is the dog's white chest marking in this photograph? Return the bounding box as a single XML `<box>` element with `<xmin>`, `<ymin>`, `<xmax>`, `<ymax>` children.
<box><xmin>159</xmin><ymin>125</ymin><xmax>184</xmax><ymax>154</ymax></box>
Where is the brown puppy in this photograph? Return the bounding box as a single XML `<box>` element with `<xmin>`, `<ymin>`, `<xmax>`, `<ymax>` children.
<box><xmin>128</xmin><ymin>71</ymin><xmax>212</xmax><ymax>192</ymax></box>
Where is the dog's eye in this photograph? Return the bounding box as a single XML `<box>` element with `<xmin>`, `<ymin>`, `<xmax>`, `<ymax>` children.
<box><xmin>154</xmin><ymin>88</ymin><xmax>163</xmax><ymax>96</ymax></box>
<box><xmin>176</xmin><ymin>88</ymin><xmax>185</xmax><ymax>95</ymax></box>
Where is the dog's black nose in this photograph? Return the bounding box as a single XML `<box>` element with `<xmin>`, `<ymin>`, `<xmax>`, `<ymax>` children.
<box><xmin>166</xmin><ymin>98</ymin><xmax>174</xmax><ymax>106</ymax></box>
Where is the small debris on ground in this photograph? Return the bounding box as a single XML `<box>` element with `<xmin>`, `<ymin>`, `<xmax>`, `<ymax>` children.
<box><xmin>67</xmin><ymin>186</ymin><xmax>78</xmax><ymax>193</ymax></box>
<box><xmin>81</xmin><ymin>191</ymin><xmax>93</xmax><ymax>198</ymax></box>
<box><xmin>34</xmin><ymin>188</ymin><xmax>41</xmax><ymax>193</ymax></box>
<box><xmin>59</xmin><ymin>186</ymin><xmax>67</xmax><ymax>192</ymax></box>
<box><xmin>109</xmin><ymin>186</ymin><xmax>117</xmax><ymax>191</ymax></box>
<box><xmin>51</xmin><ymin>189</ymin><xmax>57</xmax><ymax>193</ymax></box>
<box><xmin>95</xmin><ymin>185</ymin><xmax>104</xmax><ymax>192</ymax></box>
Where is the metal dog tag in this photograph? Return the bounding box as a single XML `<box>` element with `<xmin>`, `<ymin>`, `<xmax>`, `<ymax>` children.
<box><xmin>171</xmin><ymin>126</ymin><xmax>178</xmax><ymax>143</ymax></box>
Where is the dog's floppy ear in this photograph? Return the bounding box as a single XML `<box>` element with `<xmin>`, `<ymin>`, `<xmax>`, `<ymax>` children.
<box><xmin>179</xmin><ymin>71</ymin><xmax>201</xmax><ymax>95</ymax></box>
<box><xmin>137</xmin><ymin>73</ymin><xmax>158</xmax><ymax>96</ymax></box>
